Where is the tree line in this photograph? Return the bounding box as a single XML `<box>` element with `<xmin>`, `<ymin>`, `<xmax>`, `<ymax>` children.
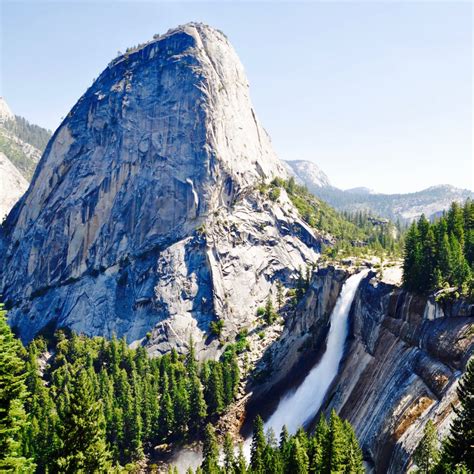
<box><xmin>194</xmin><ymin>410</ymin><xmax>363</xmax><ymax>474</ymax></box>
<box><xmin>0</xmin><ymin>306</ymin><xmax>239</xmax><ymax>471</ymax></box>
<box><xmin>402</xmin><ymin>200</ymin><xmax>474</xmax><ymax>295</ymax></box>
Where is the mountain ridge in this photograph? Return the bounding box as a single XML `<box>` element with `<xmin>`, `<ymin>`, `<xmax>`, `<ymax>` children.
<box><xmin>285</xmin><ymin>159</ymin><xmax>473</xmax><ymax>221</ymax></box>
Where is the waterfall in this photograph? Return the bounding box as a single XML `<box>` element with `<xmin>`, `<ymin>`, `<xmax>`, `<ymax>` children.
<box><xmin>263</xmin><ymin>269</ymin><xmax>368</xmax><ymax>436</ymax></box>
<box><xmin>173</xmin><ymin>269</ymin><xmax>368</xmax><ymax>468</ymax></box>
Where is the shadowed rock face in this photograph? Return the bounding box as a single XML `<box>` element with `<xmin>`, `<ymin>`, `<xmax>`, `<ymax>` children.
<box><xmin>0</xmin><ymin>23</ymin><xmax>319</xmax><ymax>355</ymax></box>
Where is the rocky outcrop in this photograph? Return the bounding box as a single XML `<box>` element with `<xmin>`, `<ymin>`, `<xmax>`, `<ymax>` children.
<box><xmin>0</xmin><ymin>23</ymin><xmax>320</xmax><ymax>356</ymax></box>
<box><xmin>0</xmin><ymin>97</ymin><xmax>14</xmax><ymax>122</ymax></box>
<box><xmin>284</xmin><ymin>160</ymin><xmax>331</xmax><ymax>188</ymax></box>
<box><xmin>322</xmin><ymin>275</ymin><xmax>474</xmax><ymax>473</ymax></box>
<box><xmin>0</xmin><ymin>152</ymin><xmax>28</xmax><ymax>220</ymax></box>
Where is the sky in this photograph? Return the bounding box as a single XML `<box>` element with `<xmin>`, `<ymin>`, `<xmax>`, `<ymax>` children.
<box><xmin>1</xmin><ymin>0</ymin><xmax>472</xmax><ymax>193</ymax></box>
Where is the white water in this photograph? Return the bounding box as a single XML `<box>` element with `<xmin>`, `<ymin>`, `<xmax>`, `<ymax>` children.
<box><xmin>263</xmin><ymin>270</ymin><xmax>369</xmax><ymax>436</ymax></box>
<box><xmin>173</xmin><ymin>270</ymin><xmax>368</xmax><ymax>469</ymax></box>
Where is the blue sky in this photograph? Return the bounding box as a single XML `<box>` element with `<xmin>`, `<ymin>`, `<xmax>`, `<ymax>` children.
<box><xmin>1</xmin><ymin>1</ymin><xmax>472</xmax><ymax>193</ymax></box>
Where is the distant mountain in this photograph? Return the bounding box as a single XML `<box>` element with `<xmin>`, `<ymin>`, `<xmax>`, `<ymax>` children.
<box><xmin>0</xmin><ymin>97</ymin><xmax>51</xmax><ymax>180</ymax></box>
<box><xmin>345</xmin><ymin>186</ymin><xmax>373</xmax><ymax>195</ymax></box>
<box><xmin>284</xmin><ymin>159</ymin><xmax>331</xmax><ymax>188</ymax></box>
<box><xmin>285</xmin><ymin>159</ymin><xmax>473</xmax><ymax>222</ymax></box>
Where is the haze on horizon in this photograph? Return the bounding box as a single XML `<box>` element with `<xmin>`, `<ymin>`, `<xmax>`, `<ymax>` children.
<box><xmin>1</xmin><ymin>1</ymin><xmax>472</xmax><ymax>194</ymax></box>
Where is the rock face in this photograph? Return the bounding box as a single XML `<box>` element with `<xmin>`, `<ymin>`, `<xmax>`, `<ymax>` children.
<box><xmin>284</xmin><ymin>160</ymin><xmax>331</xmax><ymax>188</ymax></box>
<box><xmin>0</xmin><ymin>97</ymin><xmax>14</xmax><ymax>122</ymax></box>
<box><xmin>0</xmin><ymin>23</ymin><xmax>319</xmax><ymax>355</ymax></box>
<box><xmin>243</xmin><ymin>267</ymin><xmax>473</xmax><ymax>472</ymax></box>
<box><xmin>0</xmin><ymin>152</ymin><xmax>29</xmax><ymax>220</ymax></box>
<box><xmin>322</xmin><ymin>275</ymin><xmax>473</xmax><ymax>473</ymax></box>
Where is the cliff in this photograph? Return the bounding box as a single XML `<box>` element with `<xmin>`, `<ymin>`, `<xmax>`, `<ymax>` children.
<box><xmin>324</xmin><ymin>276</ymin><xmax>473</xmax><ymax>472</ymax></box>
<box><xmin>241</xmin><ymin>267</ymin><xmax>473</xmax><ymax>471</ymax></box>
<box><xmin>0</xmin><ymin>23</ymin><xmax>319</xmax><ymax>355</ymax></box>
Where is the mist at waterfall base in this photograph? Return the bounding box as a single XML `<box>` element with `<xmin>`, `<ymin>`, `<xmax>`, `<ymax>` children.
<box><xmin>171</xmin><ymin>270</ymin><xmax>369</xmax><ymax>469</ymax></box>
<box><xmin>262</xmin><ymin>270</ymin><xmax>369</xmax><ymax>436</ymax></box>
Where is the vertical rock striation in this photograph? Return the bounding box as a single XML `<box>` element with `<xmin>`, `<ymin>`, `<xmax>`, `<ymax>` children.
<box><xmin>0</xmin><ymin>23</ymin><xmax>319</xmax><ymax>355</ymax></box>
<box><xmin>323</xmin><ymin>275</ymin><xmax>473</xmax><ymax>473</ymax></box>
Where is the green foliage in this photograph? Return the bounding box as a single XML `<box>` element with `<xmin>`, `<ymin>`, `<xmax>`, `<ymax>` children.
<box><xmin>264</xmin><ymin>295</ymin><xmax>277</xmax><ymax>324</ymax></box>
<box><xmin>55</xmin><ymin>368</ymin><xmax>112</xmax><ymax>472</ymax></box>
<box><xmin>0</xmin><ymin>305</ymin><xmax>35</xmax><ymax>472</ymax></box>
<box><xmin>13</xmin><ymin>330</ymin><xmax>239</xmax><ymax>470</ymax></box>
<box><xmin>413</xmin><ymin>420</ymin><xmax>439</xmax><ymax>473</ymax></box>
<box><xmin>201</xmin><ymin>424</ymin><xmax>219</xmax><ymax>474</ymax></box>
<box><xmin>3</xmin><ymin>116</ymin><xmax>51</xmax><ymax>151</ymax></box>
<box><xmin>403</xmin><ymin>201</ymin><xmax>474</xmax><ymax>295</ymax></box>
<box><xmin>439</xmin><ymin>357</ymin><xmax>474</xmax><ymax>472</ymax></box>
<box><xmin>187</xmin><ymin>411</ymin><xmax>363</xmax><ymax>474</ymax></box>
<box><xmin>209</xmin><ymin>319</ymin><xmax>224</xmax><ymax>337</ymax></box>
<box><xmin>269</xmin><ymin>187</ymin><xmax>281</xmax><ymax>202</ymax></box>
<box><xmin>265</xmin><ymin>178</ymin><xmax>403</xmax><ymax>258</ymax></box>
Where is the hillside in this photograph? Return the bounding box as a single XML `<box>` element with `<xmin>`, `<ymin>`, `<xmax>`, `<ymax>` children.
<box><xmin>285</xmin><ymin>159</ymin><xmax>473</xmax><ymax>222</ymax></box>
<box><xmin>0</xmin><ymin>97</ymin><xmax>51</xmax><ymax>180</ymax></box>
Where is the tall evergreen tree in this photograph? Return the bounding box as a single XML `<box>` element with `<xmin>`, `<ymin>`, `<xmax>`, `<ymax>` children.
<box><xmin>205</xmin><ymin>362</ymin><xmax>225</xmax><ymax>415</ymax></box>
<box><xmin>441</xmin><ymin>358</ymin><xmax>474</xmax><ymax>471</ymax></box>
<box><xmin>287</xmin><ymin>438</ymin><xmax>309</xmax><ymax>474</ymax></box>
<box><xmin>201</xmin><ymin>423</ymin><xmax>219</xmax><ymax>474</ymax></box>
<box><xmin>327</xmin><ymin>409</ymin><xmax>347</xmax><ymax>473</ymax></box>
<box><xmin>343</xmin><ymin>420</ymin><xmax>364</xmax><ymax>473</ymax></box>
<box><xmin>223</xmin><ymin>432</ymin><xmax>236</xmax><ymax>474</ymax></box>
<box><xmin>250</xmin><ymin>415</ymin><xmax>266</xmax><ymax>474</ymax></box>
<box><xmin>413</xmin><ymin>420</ymin><xmax>439</xmax><ymax>473</ymax></box>
<box><xmin>56</xmin><ymin>368</ymin><xmax>111</xmax><ymax>473</ymax></box>
<box><xmin>0</xmin><ymin>306</ymin><xmax>35</xmax><ymax>472</ymax></box>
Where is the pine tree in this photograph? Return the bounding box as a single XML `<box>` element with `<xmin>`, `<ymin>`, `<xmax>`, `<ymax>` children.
<box><xmin>56</xmin><ymin>368</ymin><xmax>111</xmax><ymax>472</ymax></box>
<box><xmin>447</xmin><ymin>202</ymin><xmax>465</xmax><ymax>248</ymax></box>
<box><xmin>223</xmin><ymin>432</ymin><xmax>235</xmax><ymax>474</ymax></box>
<box><xmin>343</xmin><ymin>420</ymin><xmax>364</xmax><ymax>473</ymax></box>
<box><xmin>403</xmin><ymin>222</ymin><xmax>422</xmax><ymax>290</ymax></box>
<box><xmin>327</xmin><ymin>410</ymin><xmax>347</xmax><ymax>473</ymax></box>
<box><xmin>0</xmin><ymin>306</ymin><xmax>35</xmax><ymax>472</ymax></box>
<box><xmin>287</xmin><ymin>438</ymin><xmax>309</xmax><ymax>474</ymax></box>
<box><xmin>441</xmin><ymin>358</ymin><xmax>474</xmax><ymax>471</ymax></box>
<box><xmin>235</xmin><ymin>444</ymin><xmax>248</xmax><ymax>474</ymax></box>
<box><xmin>250</xmin><ymin>415</ymin><xmax>266</xmax><ymax>474</ymax></box>
<box><xmin>205</xmin><ymin>362</ymin><xmax>225</xmax><ymax>415</ymax></box>
<box><xmin>413</xmin><ymin>420</ymin><xmax>439</xmax><ymax>473</ymax></box>
<box><xmin>265</xmin><ymin>294</ymin><xmax>276</xmax><ymax>324</ymax></box>
<box><xmin>188</xmin><ymin>373</ymin><xmax>208</xmax><ymax>433</ymax></box>
<box><xmin>279</xmin><ymin>425</ymin><xmax>291</xmax><ymax>471</ymax></box>
<box><xmin>158</xmin><ymin>372</ymin><xmax>174</xmax><ymax>439</ymax></box>
<box><xmin>201</xmin><ymin>423</ymin><xmax>219</xmax><ymax>474</ymax></box>
<box><xmin>276</xmin><ymin>280</ymin><xmax>284</xmax><ymax>311</ymax></box>
<box><xmin>309</xmin><ymin>415</ymin><xmax>329</xmax><ymax>473</ymax></box>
